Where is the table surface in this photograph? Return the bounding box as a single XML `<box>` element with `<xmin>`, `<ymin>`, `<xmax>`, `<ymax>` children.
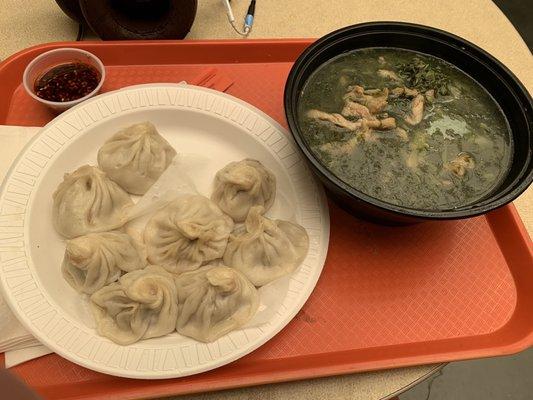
<box><xmin>1</xmin><ymin>1</ymin><xmax>531</xmax><ymax>399</ymax></box>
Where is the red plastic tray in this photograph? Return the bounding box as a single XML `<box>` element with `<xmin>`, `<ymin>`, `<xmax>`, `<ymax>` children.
<box><xmin>0</xmin><ymin>40</ymin><xmax>532</xmax><ymax>400</ymax></box>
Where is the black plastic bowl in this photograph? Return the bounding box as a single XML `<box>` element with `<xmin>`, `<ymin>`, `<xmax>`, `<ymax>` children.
<box><xmin>284</xmin><ymin>22</ymin><xmax>533</xmax><ymax>224</ymax></box>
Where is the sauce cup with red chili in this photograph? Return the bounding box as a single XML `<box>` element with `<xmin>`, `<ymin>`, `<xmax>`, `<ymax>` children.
<box><xmin>23</xmin><ymin>48</ymin><xmax>105</xmax><ymax>112</ymax></box>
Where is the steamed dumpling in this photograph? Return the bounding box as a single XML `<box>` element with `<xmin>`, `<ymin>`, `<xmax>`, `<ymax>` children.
<box><xmin>90</xmin><ymin>265</ymin><xmax>178</xmax><ymax>345</ymax></box>
<box><xmin>175</xmin><ymin>265</ymin><xmax>259</xmax><ymax>342</ymax></box>
<box><xmin>97</xmin><ymin>122</ymin><xmax>177</xmax><ymax>195</ymax></box>
<box><xmin>223</xmin><ymin>206</ymin><xmax>309</xmax><ymax>286</ymax></box>
<box><xmin>53</xmin><ymin>165</ymin><xmax>133</xmax><ymax>238</ymax></box>
<box><xmin>144</xmin><ymin>195</ymin><xmax>234</xmax><ymax>274</ymax></box>
<box><xmin>62</xmin><ymin>231</ymin><xmax>145</xmax><ymax>294</ymax></box>
<box><xmin>211</xmin><ymin>159</ymin><xmax>276</xmax><ymax>222</ymax></box>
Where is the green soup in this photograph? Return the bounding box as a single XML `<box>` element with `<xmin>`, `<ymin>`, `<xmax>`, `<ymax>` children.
<box><xmin>298</xmin><ymin>48</ymin><xmax>512</xmax><ymax>211</ymax></box>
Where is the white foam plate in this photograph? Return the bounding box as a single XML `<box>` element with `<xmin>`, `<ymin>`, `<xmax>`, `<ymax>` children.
<box><xmin>0</xmin><ymin>84</ymin><xmax>329</xmax><ymax>379</ymax></box>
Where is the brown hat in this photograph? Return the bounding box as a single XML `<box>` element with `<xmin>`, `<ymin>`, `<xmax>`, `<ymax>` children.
<box><xmin>57</xmin><ymin>0</ymin><xmax>198</xmax><ymax>40</ymax></box>
<box><xmin>55</xmin><ymin>0</ymin><xmax>84</xmax><ymax>22</ymax></box>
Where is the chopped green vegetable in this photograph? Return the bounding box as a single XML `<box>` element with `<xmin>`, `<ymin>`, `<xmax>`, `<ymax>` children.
<box><xmin>396</xmin><ymin>57</ymin><xmax>451</xmax><ymax>96</ymax></box>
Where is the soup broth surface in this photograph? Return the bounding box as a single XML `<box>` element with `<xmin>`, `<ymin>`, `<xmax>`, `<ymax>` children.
<box><xmin>298</xmin><ymin>48</ymin><xmax>512</xmax><ymax>210</ymax></box>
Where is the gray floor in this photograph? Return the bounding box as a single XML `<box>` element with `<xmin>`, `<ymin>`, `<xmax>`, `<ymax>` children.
<box><xmin>400</xmin><ymin>1</ymin><xmax>533</xmax><ymax>398</ymax></box>
<box><xmin>400</xmin><ymin>348</ymin><xmax>533</xmax><ymax>400</ymax></box>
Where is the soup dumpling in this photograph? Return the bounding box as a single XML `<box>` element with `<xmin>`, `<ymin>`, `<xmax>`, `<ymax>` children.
<box><xmin>223</xmin><ymin>206</ymin><xmax>309</xmax><ymax>286</ymax></box>
<box><xmin>144</xmin><ymin>195</ymin><xmax>234</xmax><ymax>274</ymax></box>
<box><xmin>90</xmin><ymin>265</ymin><xmax>178</xmax><ymax>345</ymax></box>
<box><xmin>53</xmin><ymin>165</ymin><xmax>133</xmax><ymax>238</ymax></box>
<box><xmin>211</xmin><ymin>159</ymin><xmax>276</xmax><ymax>222</ymax></box>
<box><xmin>62</xmin><ymin>231</ymin><xmax>145</xmax><ymax>294</ymax></box>
<box><xmin>97</xmin><ymin>122</ymin><xmax>177</xmax><ymax>195</ymax></box>
<box><xmin>175</xmin><ymin>265</ymin><xmax>259</xmax><ymax>342</ymax></box>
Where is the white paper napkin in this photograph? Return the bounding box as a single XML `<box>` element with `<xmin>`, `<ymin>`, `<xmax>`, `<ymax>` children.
<box><xmin>0</xmin><ymin>125</ymin><xmax>51</xmax><ymax>366</ymax></box>
<box><xmin>4</xmin><ymin>345</ymin><xmax>52</xmax><ymax>368</ymax></box>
